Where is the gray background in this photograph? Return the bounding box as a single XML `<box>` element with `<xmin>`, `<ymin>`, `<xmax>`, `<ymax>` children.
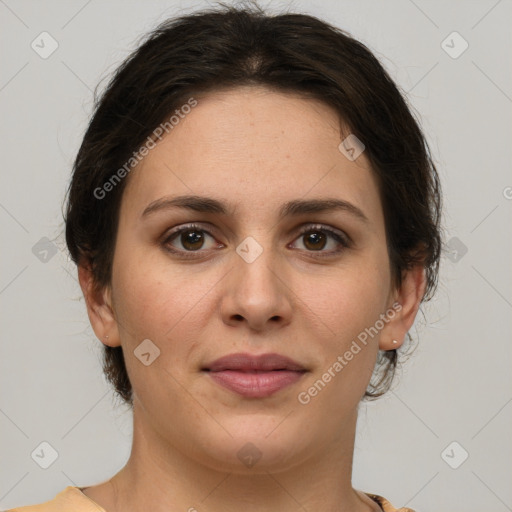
<box><xmin>1</xmin><ymin>1</ymin><xmax>511</xmax><ymax>510</ymax></box>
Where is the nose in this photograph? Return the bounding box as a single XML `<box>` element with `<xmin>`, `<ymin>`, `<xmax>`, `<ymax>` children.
<box><xmin>220</xmin><ymin>244</ymin><xmax>293</xmax><ymax>333</ymax></box>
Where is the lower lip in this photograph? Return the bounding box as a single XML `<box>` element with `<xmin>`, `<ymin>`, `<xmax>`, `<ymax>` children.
<box><xmin>207</xmin><ymin>370</ymin><xmax>305</xmax><ymax>398</ymax></box>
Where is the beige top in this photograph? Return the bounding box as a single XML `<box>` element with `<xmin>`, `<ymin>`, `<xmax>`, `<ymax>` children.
<box><xmin>5</xmin><ymin>486</ymin><xmax>416</xmax><ymax>511</ymax></box>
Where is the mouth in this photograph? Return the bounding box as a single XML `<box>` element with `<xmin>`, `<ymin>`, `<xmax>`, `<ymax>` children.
<box><xmin>202</xmin><ymin>352</ymin><xmax>307</xmax><ymax>398</ymax></box>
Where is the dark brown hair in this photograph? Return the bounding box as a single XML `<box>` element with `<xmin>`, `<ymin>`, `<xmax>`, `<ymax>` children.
<box><xmin>64</xmin><ymin>3</ymin><xmax>442</xmax><ymax>406</ymax></box>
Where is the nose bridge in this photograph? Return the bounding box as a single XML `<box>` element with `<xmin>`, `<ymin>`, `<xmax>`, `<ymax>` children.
<box><xmin>234</xmin><ymin>233</ymin><xmax>281</xmax><ymax>299</ymax></box>
<box><xmin>222</xmin><ymin>233</ymin><xmax>292</xmax><ymax>329</ymax></box>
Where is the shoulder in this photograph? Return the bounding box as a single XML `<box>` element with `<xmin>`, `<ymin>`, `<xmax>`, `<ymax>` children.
<box><xmin>365</xmin><ymin>492</ymin><xmax>417</xmax><ymax>512</ymax></box>
<box><xmin>3</xmin><ymin>486</ymin><xmax>106</xmax><ymax>512</ymax></box>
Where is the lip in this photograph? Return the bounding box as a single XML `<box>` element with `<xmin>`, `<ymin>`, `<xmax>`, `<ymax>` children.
<box><xmin>204</xmin><ymin>352</ymin><xmax>306</xmax><ymax>372</ymax></box>
<box><xmin>203</xmin><ymin>352</ymin><xmax>307</xmax><ymax>398</ymax></box>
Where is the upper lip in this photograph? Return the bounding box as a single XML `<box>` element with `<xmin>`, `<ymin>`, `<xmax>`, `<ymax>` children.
<box><xmin>203</xmin><ymin>353</ymin><xmax>307</xmax><ymax>372</ymax></box>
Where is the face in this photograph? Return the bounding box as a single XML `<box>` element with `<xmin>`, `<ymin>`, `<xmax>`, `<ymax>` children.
<box><xmin>85</xmin><ymin>86</ymin><xmax>418</xmax><ymax>473</ymax></box>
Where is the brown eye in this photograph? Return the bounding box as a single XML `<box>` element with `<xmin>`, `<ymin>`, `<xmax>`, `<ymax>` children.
<box><xmin>180</xmin><ymin>229</ymin><xmax>205</xmax><ymax>251</ymax></box>
<box><xmin>302</xmin><ymin>231</ymin><xmax>327</xmax><ymax>251</ymax></box>
<box><xmin>290</xmin><ymin>225</ymin><xmax>350</xmax><ymax>256</ymax></box>
<box><xmin>163</xmin><ymin>224</ymin><xmax>219</xmax><ymax>254</ymax></box>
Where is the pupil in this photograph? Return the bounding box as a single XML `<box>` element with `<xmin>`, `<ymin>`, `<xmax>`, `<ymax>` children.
<box><xmin>183</xmin><ymin>230</ymin><xmax>203</xmax><ymax>250</ymax></box>
<box><xmin>305</xmin><ymin>232</ymin><xmax>326</xmax><ymax>250</ymax></box>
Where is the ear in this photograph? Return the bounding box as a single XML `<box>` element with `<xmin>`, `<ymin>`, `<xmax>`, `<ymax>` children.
<box><xmin>78</xmin><ymin>263</ymin><xmax>121</xmax><ymax>348</ymax></box>
<box><xmin>379</xmin><ymin>265</ymin><xmax>427</xmax><ymax>350</ymax></box>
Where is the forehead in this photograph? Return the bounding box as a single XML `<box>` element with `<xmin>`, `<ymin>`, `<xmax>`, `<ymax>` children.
<box><xmin>121</xmin><ymin>86</ymin><xmax>382</xmax><ymax>224</ymax></box>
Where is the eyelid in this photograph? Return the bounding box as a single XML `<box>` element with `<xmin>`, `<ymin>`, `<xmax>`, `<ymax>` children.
<box><xmin>161</xmin><ymin>222</ymin><xmax>220</xmax><ymax>247</ymax></box>
<box><xmin>294</xmin><ymin>223</ymin><xmax>351</xmax><ymax>245</ymax></box>
<box><xmin>161</xmin><ymin>221</ymin><xmax>351</xmax><ymax>257</ymax></box>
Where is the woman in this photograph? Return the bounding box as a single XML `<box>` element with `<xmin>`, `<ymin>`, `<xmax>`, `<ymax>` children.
<box><xmin>8</xmin><ymin>4</ymin><xmax>441</xmax><ymax>511</ymax></box>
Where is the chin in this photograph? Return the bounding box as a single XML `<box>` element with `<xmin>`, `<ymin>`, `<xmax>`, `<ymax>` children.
<box><xmin>194</xmin><ymin>415</ymin><xmax>313</xmax><ymax>474</ymax></box>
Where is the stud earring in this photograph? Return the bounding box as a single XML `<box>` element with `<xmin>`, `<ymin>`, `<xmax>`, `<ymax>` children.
<box><xmin>392</xmin><ymin>339</ymin><xmax>398</xmax><ymax>345</ymax></box>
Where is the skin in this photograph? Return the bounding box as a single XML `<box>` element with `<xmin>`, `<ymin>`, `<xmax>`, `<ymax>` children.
<box><xmin>78</xmin><ymin>85</ymin><xmax>425</xmax><ymax>512</ymax></box>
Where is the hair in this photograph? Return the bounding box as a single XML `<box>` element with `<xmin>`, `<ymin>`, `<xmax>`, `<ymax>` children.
<box><xmin>64</xmin><ymin>2</ymin><xmax>442</xmax><ymax>406</ymax></box>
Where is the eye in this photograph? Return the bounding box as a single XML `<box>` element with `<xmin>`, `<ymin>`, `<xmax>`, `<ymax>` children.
<box><xmin>161</xmin><ymin>222</ymin><xmax>350</xmax><ymax>259</ymax></box>
<box><xmin>162</xmin><ymin>223</ymin><xmax>221</xmax><ymax>256</ymax></box>
<box><xmin>290</xmin><ymin>224</ymin><xmax>350</xmax><ymax>256</ymax></box>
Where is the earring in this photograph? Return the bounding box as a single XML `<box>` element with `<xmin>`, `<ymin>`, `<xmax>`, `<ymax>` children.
<box><xmin>104</xmin><ymin>335</ymin><xmax>109</xmax><ymax>341</ymax></box>
<box><xmin>392</xmin><ymin>339</ymin><xmax>398</xmax><ymax>345</ymax></box>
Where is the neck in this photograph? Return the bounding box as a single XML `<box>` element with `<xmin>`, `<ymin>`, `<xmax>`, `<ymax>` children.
<box><xmin>105</xmin><ymin>400</ymin><xmax>375</xmax><ymax>512</ymax></box>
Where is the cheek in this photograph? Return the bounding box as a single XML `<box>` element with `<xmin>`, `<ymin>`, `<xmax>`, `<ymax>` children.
<box><xmin>310</xmin><ymin>261</ymin><xmax>390</xmax><ymax>342</ymax></box>
<box><xmin>112</xmin><ymin>253</ymin><xmax>223</xmax><ymax>359</ymax></box>
<box><xmin>301</xmin><ymin>257</ymin><xmax>390</xmax><ymax>392</ymax></box>
<box><xmin>111</xmin><ymin>258</ymin><xmax>222</xmax><ymax>410</ymax></box>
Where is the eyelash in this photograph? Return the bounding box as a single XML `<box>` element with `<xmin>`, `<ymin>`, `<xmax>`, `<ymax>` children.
<box><xmin>161</xmin><ymin>223</ymin><xmax>351</xmax><ymax>259</ymax></box>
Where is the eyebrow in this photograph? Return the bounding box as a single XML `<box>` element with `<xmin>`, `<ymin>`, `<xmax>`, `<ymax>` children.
<box><xmin>141</xmin><ymin>195</ymin><xmax>369</xmax><ymax>224</ymax></box>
